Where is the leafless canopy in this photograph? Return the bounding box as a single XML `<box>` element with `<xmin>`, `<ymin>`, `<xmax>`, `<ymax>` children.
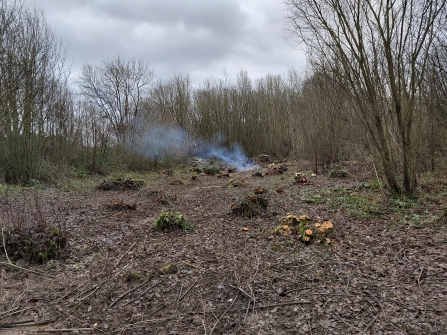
<box><xmin>78</xmin><ymin>57</ymin><xmax>154</xmax><ymax>144</ymax></box>
<box><xmin>283</xmin><ymin>0</ymin><xmax>447</xmax><ymax>193</ymax></box>
<box><xmin>0</xmin><ymin>0</ymin><xmax>70</xmax><ymax>183</ymax></box>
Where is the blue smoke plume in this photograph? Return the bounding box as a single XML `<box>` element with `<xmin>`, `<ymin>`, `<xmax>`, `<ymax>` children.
<box><xmin>136</xmin><ymin>124</ymin><xmax>258</xmax><ymax>171</ymax></box>
<box><xmin>136</xmin><ymin>125</ymin><xmax>190</xmax><ymax>160</ymax></box>
<box><xmin>194</xmin><ymin>142</ymin><xmax>259</xmax><ymax>171</ymax></box>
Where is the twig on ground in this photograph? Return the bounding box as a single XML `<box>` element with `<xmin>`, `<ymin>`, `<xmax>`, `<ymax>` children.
<box><xmin>123</xmin><ymin>281</ymin><xmax>161</xmax><ymax>307</ymax></box>
<box><xmin>229</xmin><ymin>284</ymin><xmax>254</xmax><ymax>301</ymax></box>
<box><xmin>1</xmin><ymin>319</ymin><xmax>41</xmax><ymax>326</ymax></box>
<box><xmin>1</xmin><ymin>268</ymin><xmax>5</xmax><ymax>306</ymax></box>
<box><xmin>96</xmin><ymin>252</ymin><xmax>111</xmax><ymax>276</ymax></box>
<box><xmin>117</xmin><ymin>315</ymin><xmax>134</xmax><ymax>335</ymax></box>
<box><xmin>72</xmin><ymin>283</ymin><xmax>100</xmax><ymax>302</ymax></box>
<box><xmin>200</xmin><ymin>301</ymin><xmax>208</xmax><ymax>335</ymax></box>
<box><xmin>247</xmin><ymin>252</ymin><xmax>260</xmax><ymax>283</ymax></box>
<box><xmin>270</xmin><ymin>262</ymin><xmax>316</xmax><ymax>270</ymax></box>
<box><xmin>365</xmin><ymin>312</ymin><xmax>380</xmax><ymax>332</ymax></box>
<box><xmin>50</xmin><ymin>280</ymin><xmax>90</xmax><ymax>306</ymax></box>
<box><xmin>0</xmin><ymin>306</ymin><xmax>34</xmax><ymax>318</ymax></box>
<box><xmin>245</xmin><ymin>252</ymin><xmax>259</xmax><ymax>308</ymax></box>
<box><xmin>243</xmin><ymin>300</ymin><xmax>251</xmax><ymax>323</ymax></box>
<box><xmin>200</xmin><ymin>316</ymin><xmax>207</xmax><ymax>335</ymax></box>
<box><xmin>54</xmin><ymin>307</ymin><xmax>103</xmax><ymax>332</ymax></box>
<box><xmin>285</xmin><ymin>290</ymin><xmax>354</xmax><ymax>296</ymax></box>
<box><xmin>333</xmin><ymin>312</ymin><xmax>368</xmax><ymax>335</ymax></box>
<box><xmin>76</xmin><ymin>282</ymin><xmax>106</xmax><ymax>302</ymax></box>
<box><xmin>108</xmin><ymin>279</ymin><xmax>149</xmax><ymax>308</ymax></box>
<box><xmin>117</xmin><ymin>317</ymin><xmax>172</xmax><ymax>329</ymax></box>
<box><xmin>112</xmin><ymin>263</ymin><xmax>132</xmax><ymax>278</ymax></box>
<box><xmin>273</xmin><ymin>275</ymin><xmax>310</xmax><ymax>286</ymax></box>
<box><xmin>417</xmin><ymin>266</ymin><xmax>427</xmax><ymax>286</ymax></box>
<box><xmin>297</xmin><ymin>305</ymin><xmax>313</xmax><ymax>335</ymax></box>
<box><xmin>363</xmin><ymin>290</ymin><xmax>383</xmax><ymax>331</ymax></box>
<box><xmin>225</xmin><ymin>300</ymin><xmax>311</xmax><ymax>313</ymax></box>
<box><xmin>115</xmin><ymin>242</ymin><xmax>137</xmax><ymax>266</ymax></box>
<box><xmin>12</xmin><ymin>276</ymin><xmax>28</xmax><ymax>308</ymax></box>
<box><xmin>2</xmin><ymin>226</ymin><xmax>12</xmax><ymax>264</ymax></box>
<box><xmin>30</xmin><ymin>328</ymin><xmax>95</xmax><ymax>333</ymax></box>
<box><xmin>209</xmin><ymin>295</ymin><xmax>238</xmax><ymax>335</ymax></box>
<box><xmin>251</xmin><ymin>300</ymin><xmax>311</xmax><ymax>309</ymax></box>
<box><xmin>177</xmin><ymin>273</ymin><xmax>203</xmax><ymax>302</ymax></box>
<box><xmin>179</xmin><ymin>260</ymin><xmax>202</xmax><ymax>269</ymax></box>
<box><xmin>205</xmin><ymin>301</ymin><xmax>220</xmax><ymax>322</ymax></box>
<box><xmin>0</xmin><ymin>319</ymin><xmax>54</xmax><ymax>328</ymax></box>
<box><xmin>0</xmin><ymin>262</ymin><xmax>54</xmax><ymax>279</ymax></box>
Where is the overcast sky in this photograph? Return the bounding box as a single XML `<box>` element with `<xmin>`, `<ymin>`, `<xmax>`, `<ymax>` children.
<box><xmin>20</xmin><ymin>0</ymin><xmax>306</xmax><ymax>87</ymax></box>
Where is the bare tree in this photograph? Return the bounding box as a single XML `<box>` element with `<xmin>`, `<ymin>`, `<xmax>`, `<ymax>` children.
<box><xmin>299</xmin><ymin>73</ymin><xmax>349</xmax><ymax>172</ymax></box>
<box><xmin>78</xmin><ymin>56</ymin><xmax>154</xmax><ymax>144</ymax></box>
<box><xmin>283</xmin><ymin>0</ymin><xmax>447</xmax><ymax>194</ymax></box>
<box><xmin>254</xmin><ymin>74</ymin><xmax>294</xmax><ymax>157</ymax></box>
<box><xmin>0</xmin><ymin>0</ymin><xmax>70</xmax><ymax>183</ymax></box>
<box><xmin>428</xmin><ymin>36</ymin><xmax>447</xmax><ymax>124</ymax></box>
<box><xmin>191</xmin><ymin>70</ymin><xmax>300</xmax><ymax>158</ymax></box>
<box><xmin>150</xmin><ymin>73</ymin><xmax>193</xmax><ymax>130</ymax></box>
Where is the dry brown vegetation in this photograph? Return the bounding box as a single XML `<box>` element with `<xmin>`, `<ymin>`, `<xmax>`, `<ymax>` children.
<box><xmin>1</xmin><ymin>159</ymin><xmax>447</xmax><ymax>334</ymax></box>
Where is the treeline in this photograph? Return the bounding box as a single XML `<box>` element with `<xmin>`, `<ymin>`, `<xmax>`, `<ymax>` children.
<box><xmin>1</xmin><ymin>1</ymin><xmax>447</xmax><ymax>193</ymax></box>
<box><xmin>283</xmin><ymin>0</ymin><xmax>447</xmax><ymax>194</ymax></box>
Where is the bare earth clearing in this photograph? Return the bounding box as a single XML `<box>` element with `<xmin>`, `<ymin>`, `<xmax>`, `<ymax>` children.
<box><xmin>1</xmin><ymin>160</ymin><xmax>447</xmax><ymax>334</ymax></box>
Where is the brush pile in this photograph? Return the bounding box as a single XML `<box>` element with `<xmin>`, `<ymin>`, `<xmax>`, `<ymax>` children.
<box><xmin>106</xmin><ymin>201</ymin><xmax>137</xmax><ymax>211</ymax></box>
<box><xmin>97</xmin><ymin>178</ymin><xmax>145</xmax><ymax>191</ymax></box>
<box><xmin>231</xmin><ymin>194</ymin><xmax>268</xmax><ymax>218</ymax></box>
<box><xmin>2</xmin><ymin>226</ymin><xmax>67</xmax><ymax>263</ymax></box>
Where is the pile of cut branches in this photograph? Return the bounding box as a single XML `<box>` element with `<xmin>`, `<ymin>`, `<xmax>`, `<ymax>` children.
<box><xmin>97</xmin><ymin>178</ymin><xmax>145</xmax><ymax>191</ymax></box>
<box><xmin>231</xmin><ymin>194</ymin><xmax>268</xmax><ymax>218</ymax></box>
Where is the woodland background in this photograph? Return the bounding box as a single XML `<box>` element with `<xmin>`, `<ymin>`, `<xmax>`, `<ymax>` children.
<box><xmin>1</xmin><ymin>0</ymin><xmax>447</xmax><ymax>194</ymax></box>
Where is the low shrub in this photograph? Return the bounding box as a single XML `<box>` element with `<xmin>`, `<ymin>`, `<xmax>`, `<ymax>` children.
<box><xmin>153</xmin><ymin>211</ymin><xmax>193</xmax><ymax>231</ymax></box>
<box><xmin>3</xmin><ymin>226</ymin><xmax>67</xmax><ymax>263</ymax></box>
<box><xmin>231</xmin><ymin>194</ymin><xmax>268</xmax><ymax>218</ymax></box>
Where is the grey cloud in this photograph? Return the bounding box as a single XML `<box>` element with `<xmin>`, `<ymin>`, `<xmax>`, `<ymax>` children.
<box><xmin>96</xmin><ymin>0</ymin><xmax>247</xmax><ymax>34</ymax></box>
<box><xmin>19</xmin><ymin>0</ymin><xmax>305</xmax><ymax>86</ymax></box>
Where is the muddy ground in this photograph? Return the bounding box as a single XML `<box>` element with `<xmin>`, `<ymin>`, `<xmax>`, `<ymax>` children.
<box><xmin>1</xmin><ymin>160</ymin><xmax>447</xmax><ymax>334</ymax></box>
